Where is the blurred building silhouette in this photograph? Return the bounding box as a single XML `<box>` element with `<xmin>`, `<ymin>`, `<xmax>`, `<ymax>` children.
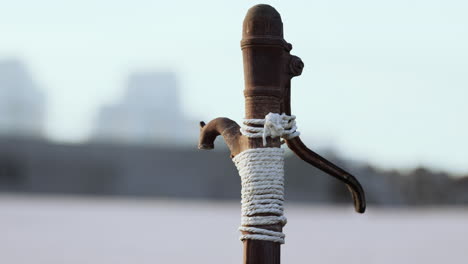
<box><xmin>0</xmin><ymin>59</ymin><xmax>46</xmax><ymax>138</ymax></box>
<box><xmin>92</xmin><ymin>72</ymin><xmax>196</xmax><ymax>145</ymax></box>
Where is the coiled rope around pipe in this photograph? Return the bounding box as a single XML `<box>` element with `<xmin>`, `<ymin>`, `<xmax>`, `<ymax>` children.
<box><xmin>233</xmin><ymin>113</ymin><xmax>299</xmax><ymax>244</ymax></box>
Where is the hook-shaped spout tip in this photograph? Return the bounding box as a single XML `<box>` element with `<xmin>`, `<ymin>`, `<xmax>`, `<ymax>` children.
<box><xmin>198</xmin><ymin>118</ymin><xmax>244</xmax><ymax>156</ymax></box>
<box><xmin>345</xmin><ymin>178</ymin><xmax>366</xmax><ymax>213</ymax></box>
<box><xmin>286</xmin><ymin>137</ymin><xmax>366</xmax><ymax>213</ymax></box>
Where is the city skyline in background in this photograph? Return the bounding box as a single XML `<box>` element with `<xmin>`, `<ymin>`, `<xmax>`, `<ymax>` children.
<box><xmin>0</xmin><ymin>59</ymin><xmax>197</xmax><ymax>146</ymax></box>
<box><xmin>0</xmin><ymin>1</ymin><xmax>467</xmax><ymax>174</ymax></box>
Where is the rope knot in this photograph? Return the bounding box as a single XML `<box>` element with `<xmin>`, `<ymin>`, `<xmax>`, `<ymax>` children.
<box><xmin>241</xmin><ymin>113</ymin><xmax>300</xmax><ymax>146</ymax></box>
<box><xmin>264</xmin><ymin>113</ymin><xmax>286</xmax><ymax>143</ymax></box>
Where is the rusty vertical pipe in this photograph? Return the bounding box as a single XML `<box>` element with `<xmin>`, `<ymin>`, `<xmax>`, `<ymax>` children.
<box><xmin>240</xmin><ymin>5</ymin><xmax>292</xmax><ymax>264</ymax></box>
<box><xmin>200</xmin><ymin>5</ymin><xmax>297</xmax><ymax>263</ymax></box>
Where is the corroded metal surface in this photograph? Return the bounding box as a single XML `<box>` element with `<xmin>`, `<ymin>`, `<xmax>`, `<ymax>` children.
<box><xmin>199</xmin><ymin>4</ymin><xmax>366</xmax><ymax>264</ymax></box>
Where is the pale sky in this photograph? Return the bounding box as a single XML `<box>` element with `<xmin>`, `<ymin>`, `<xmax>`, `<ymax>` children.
<box><xmin>0</xmin><ymin>0</ymin><xmax>467</xmax><ymax>174</ymax></box>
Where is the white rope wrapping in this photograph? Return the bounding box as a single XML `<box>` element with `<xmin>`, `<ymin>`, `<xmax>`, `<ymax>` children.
<box><xmin>240</xmin><ymin>113</ymin><xmax>300</xmax><ymax>146</ymax></box>
<box><xmin>232</xmin><ymin>148</ymin><xmax>287</xmax><ymax>244</ymax></box>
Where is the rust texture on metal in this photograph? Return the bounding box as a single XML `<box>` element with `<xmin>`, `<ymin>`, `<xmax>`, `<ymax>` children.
<box><xmin>199</xmin><ymin>4</ymin><xmax>366</xmax><ymax>263</ymax></box>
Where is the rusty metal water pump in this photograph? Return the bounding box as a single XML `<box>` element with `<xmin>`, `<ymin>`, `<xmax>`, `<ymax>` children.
<box><xmin>198</xmin><ymin>4</ymin><xmax>365</xmax><ymax>264</ymax></box>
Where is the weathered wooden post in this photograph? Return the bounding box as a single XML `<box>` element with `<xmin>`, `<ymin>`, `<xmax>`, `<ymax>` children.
<box><xmin>199</xmin><ymin>4</ymin><xmax>366</xmax><ymax>263</ymax></box>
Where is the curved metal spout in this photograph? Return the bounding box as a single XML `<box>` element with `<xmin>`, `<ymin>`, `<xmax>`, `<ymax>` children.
<box><xmin>285</xmin><ymin>137</ymin><xmax>366</xmax><ymax>213</ymax></box>
<box><xmin>283</xmin><ymin>60</ymin><xmax>366</xmax><ymax>213</ymax></box>
<box><xmin>199</xmin><ymin>117</ymin><xmax>245</xmax><ymax>157</ymax></box>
